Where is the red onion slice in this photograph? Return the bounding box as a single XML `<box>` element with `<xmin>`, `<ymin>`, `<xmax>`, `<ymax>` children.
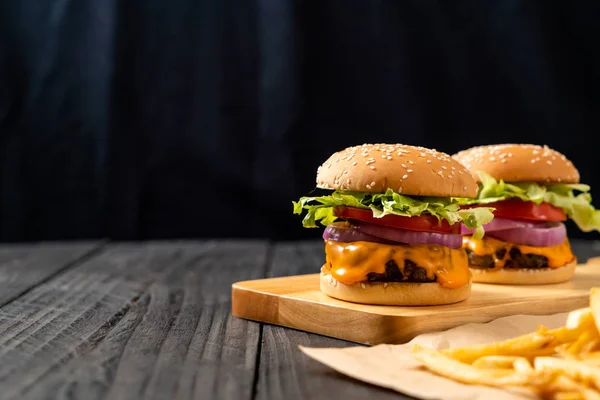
<box><xmin>353</xmin><ymin>221</ymin><xmax>462</xmax><ymax>249</ymax></box>
<box><xmin>488</xmin><ymin>222</ymin><xmax>567</xmax><ymax>247</ymax></box>
<box><xmin>323</xmin><ymin>223</ymin><xmax>394</xmax><ymax>244</ymax></box>
<box><xmin>461</xmin><ymin>217</ymin><xmax>547</xmax><ymax>235</ymax></box>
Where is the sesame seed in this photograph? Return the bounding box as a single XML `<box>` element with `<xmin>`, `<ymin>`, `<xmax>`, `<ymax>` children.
<box><xmin>401</xmin><ymin>163</ymin><xmax>407</xmax><ymax>168</ymax></box>
<box><xmin>426</xmin><ymin>160</ymin><xmax>432</xmax><ymax>164</ymax></box>
<box><xmin>490</xmin><ymin>156</ymin><xmax>496</xmax><ymax>161</ymax></box>
<box><xmin>369</xmin><ymin>165</ymin><xmax>375</xmax><ymax>170</ymax></box>
<box><xmin>420</xmin><ymin>152</ymin><xmax>425</xmax><ymax>157</ymax></box>
<box><xmin>447</xmin><ymin>175</ymin><xmax>453</xmax><ymax>179</ymax></box>
<box><xmin>343</xmin><ymin>170</ymin><xmax>348</xmax><ymax>174</ymax></box>
<box><xmin>463</xmin><ymin>186</ymin><xmax>468</xmax><ymax>191</ymax></box>
<box><xmin>381</xmin><ymin>155</ymin><xmax>386</xmax><ymax>159</ymax></box>
<box><xmin>365</xmin><ymin>184</ymin><xmax>371</xmax><ymax>189</ymax></box>
<box><xmin>397</xmin><ymin>187</ymin><xmax>402</xmax><ymax>193</ymax></box>
<box><xmin>387</xmin><ymin>156</ymin><xmax>392</xmax><ymax>160</ymax></box>
<box><xmin>402</xmin><ymin>174</ymin><xmax>408</xmax><ymax>179</ymax></box>
<box><xmin>437</xmin><ymin>171</ymin><xmax>444</xmax><ymax>177</ymax></box>
<box><xmin>352</xmin><ymin>161</ymin><xmax>357</xmax><ymax>166</ymax></box>
<box><xmin>407</xmin><ymin>169</ymin><xmax>413</xmax><ymax>173</ymax></box>
<box><xmin>508</xmin><ymin>153</ymin><xmax>513</xmax><ymax>157</ymax></box>
<box><xmin>370</xmin><ymin>181</ymin><xmax>376</xmax><ymax>187</ymax></box>
<box><xmin>361</xmin><ymin>283</ymin><xmax>366</xmax><ymax>289</ymax></box>
<box><xmin>547</xmin><ymin>160</ymin><xmax>552</xmax><ymax>165</ymax></box>
<box><xmin>531</xmin><ymin>159</ymin><xmax>536</xmax><ymax>163</ymax></box>
<box><xmin>501</xmin><ymin>159</ymin><xmax>507</xmax><ymax>163</ymax></box>
<box><xmin>442</xmin><ymin>166</ymin><xmax>447</xmax><ymax>170</ymax></box>
<box><xmin>451</xmin><ymin>166</ymin><xmax>456</xmax><ymax>170</ymax></box>
<box><xmin>408</xmin><ymin>160</ymin><xmax>414</xmax><ymax>165</ymax></box>
<box><xmin>533</xmin><ymin>150</ymin><xmax>540</xmax><ymax>155</ymax></box>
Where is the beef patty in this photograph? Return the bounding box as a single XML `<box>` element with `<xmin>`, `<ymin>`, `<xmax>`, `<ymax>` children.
<box><xmin>366</xmin><ymin>259</ymin><xmax>436</xmax><ymax>283</ymax></box>
<box><xmin>466</xmin><ymin>247</ymin><xmax>549</xmax><ymax>269</ymax></box>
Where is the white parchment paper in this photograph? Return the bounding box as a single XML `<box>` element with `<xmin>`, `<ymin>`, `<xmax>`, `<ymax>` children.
<box><xmin>301</xmin><ymin>313</ymin><xmax>569</xmax><ymax>400</ymax></box>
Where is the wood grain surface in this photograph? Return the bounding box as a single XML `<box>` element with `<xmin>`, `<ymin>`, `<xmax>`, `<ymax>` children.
<box><xmin>0</xmin><ymin>239</ymin><xmax>597</xmax><ymax>400</ymax></box>
<box><xmin>0</xmin><ymin>241</ymin><xmax>269</xmax><ymax>400</ymax></box>
<box><xmin>0</xmin><ymin>242</ymin><xmax>103</xmax><ymax>306</ymax></box>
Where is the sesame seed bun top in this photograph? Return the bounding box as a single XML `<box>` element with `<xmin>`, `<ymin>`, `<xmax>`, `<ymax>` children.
<box><xmin>316</xmin><ymin>143</ymin><xmax>478</xmax><ymax>198</ymax></box>
<box><xmin>452</xmin><ymin>144</ymin><xmax>580</xmax><ymax>184</ymax></box>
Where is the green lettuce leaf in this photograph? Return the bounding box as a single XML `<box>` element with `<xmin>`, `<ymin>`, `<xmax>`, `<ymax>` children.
<box><xmin>292</xmin><ymin>189</ymin><xmax>494</xmax><ymax>240</ymax></box>
<box><xmin>456</xmin><ymin>171</ymin><xmax>600</xmax><ymax>232</ymax></box>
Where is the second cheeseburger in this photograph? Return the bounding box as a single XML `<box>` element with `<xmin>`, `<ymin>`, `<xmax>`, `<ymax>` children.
<box><xmin>453</xmin><ymin>144</ymin><xmax>600</xmax><ymax>285</ymax></box>
<box><xmin>293</xmin><ymin>144</ymin><xmax>493</xmax><ymax>305</ymax></box>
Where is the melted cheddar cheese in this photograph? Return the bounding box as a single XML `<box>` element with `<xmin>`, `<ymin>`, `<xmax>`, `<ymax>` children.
<box><xmin>462</xmin><ymin>236</ymin><xmax>575</xmax><ymax>269</ymax></box>
<box><xmin>323</xmin><ymin>240</ymin><xmax>470</xmax><ymax>289</ymax></box>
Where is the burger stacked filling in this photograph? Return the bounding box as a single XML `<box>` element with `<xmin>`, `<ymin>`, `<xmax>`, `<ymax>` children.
<box><xmin>293</xmin><ymin>188</ymin><xmax>494</xmax><ymax>290</ymax></box>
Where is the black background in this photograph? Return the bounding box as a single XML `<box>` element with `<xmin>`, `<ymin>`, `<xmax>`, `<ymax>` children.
<box><xmin>0</xmin><ymin>1</ymin><xmax>598</xmax><ymax>242</ymax></box>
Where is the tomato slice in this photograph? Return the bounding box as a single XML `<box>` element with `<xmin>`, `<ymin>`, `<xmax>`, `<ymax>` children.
<box><xmin>464</xmin><ymin>199</ymin><xmax>566</xmax><ymax>221</ymax></box>
<box><xmin>333</xmin><ymin>206</ymin><xmax>461</xmax><ymax>234</ymax></box>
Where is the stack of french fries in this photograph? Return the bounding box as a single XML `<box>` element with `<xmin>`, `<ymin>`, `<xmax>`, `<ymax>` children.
<box><xmin>412</xmin><ymin>288</ymin><xmax>600</xmax><ymax>400</ymax></box>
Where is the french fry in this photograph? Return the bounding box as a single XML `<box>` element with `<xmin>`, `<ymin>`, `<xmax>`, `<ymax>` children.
<box><xmin>471</xmin><ymin>355</ymin><xmax>534</xmax><ymax>375</ymax></box>
<box><xmin>570</xmin><ymin>331</ymin><xmax>597</xmax><ymax>355</ymax></box>
<box><xmin>551</xmin><ymin>376</ymin><xmax>600</xmax><ymax>400</ymax></box>
<box><xmin>412</xmin><ymin>344</ymin><xmax>536</xmax><ymax>386</ymax></box>
<box><xmin>514</xmin><ymin>357</ymin><xmax>534</xmax><ymax>374</ymax></box>
<box><xmin>556</xmin><ymin>343</ymin><xmax>576</xmax><ymax>359</ymax></box>
<box><xmin>551</xmin><ymin>392</ymin><xmax>584</xmax><ymax>400</ymax></box>
<box><xmin>537</xmin><ymin>376</ymin><xmax>587</xmax><ymax>400</ymax></box>
<box><xmin>535</xmin><ymin>357</ymin><xmax>600</xmax><ymax>390</ymax></box>
<box><xmin>567</xmin><ymin>308</ymin><xmax>594</xmax><ymax>330</ymax></box>
<box><xmin>590</xmin><ymin>288</ymin><xmax>600</xmax><ymax>334</ymax></box>
<box><xmin>441</xmin><ymin>332</ymin><xmax>555</xmax><ymax>364</ymax></box>
<box><xmin>547</xmin><ymin>326</ymin><xmax>595</xmax><ymax>348</ymax></box>
<box><xmin>442</xmin><ymin>324</ymin><xmax>589</xmax><ymax>364</ymax></box>
<box><xmin>581</xmin><ymin>339</ymin><xmax>600</xmax><ymax>355</ymax></box>
<box><xmin>472</xmin><ymin>355</ymin><xmax>526</xmax><ymax>369</ymax></box>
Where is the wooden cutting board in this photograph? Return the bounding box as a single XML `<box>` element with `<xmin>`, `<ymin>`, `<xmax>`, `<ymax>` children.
<box><xmin>232</xmin><ymin>258</ymin><xmax>600</xmax><ymax>345</ymax></box>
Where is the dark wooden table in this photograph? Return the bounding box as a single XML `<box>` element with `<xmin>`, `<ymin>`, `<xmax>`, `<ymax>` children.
<box><xmin>1</xmin><ymin>239</ymin><xmax>599</xmax><ymax>399</ymax></box>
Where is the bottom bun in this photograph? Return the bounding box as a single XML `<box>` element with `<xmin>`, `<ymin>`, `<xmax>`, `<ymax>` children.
<box><xmin>470</xmin><ymin>260</ymin><xmax>577</xmax><ymax>285</ymax></box>
<box><xmin>320</xmin><ymin>273</ymin><xmax>472</xmax><ymax>306</ymax></box>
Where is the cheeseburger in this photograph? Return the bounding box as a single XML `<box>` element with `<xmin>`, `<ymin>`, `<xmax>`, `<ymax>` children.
<box><xmin>453</xmin><ymin>144</ymin><xmax>600</xmax><ymax>285</ymax></box>
<box><xmin>293</xmin><ymin>144</ymin><xmax>493</xmax><ymax>306</ymax></box>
